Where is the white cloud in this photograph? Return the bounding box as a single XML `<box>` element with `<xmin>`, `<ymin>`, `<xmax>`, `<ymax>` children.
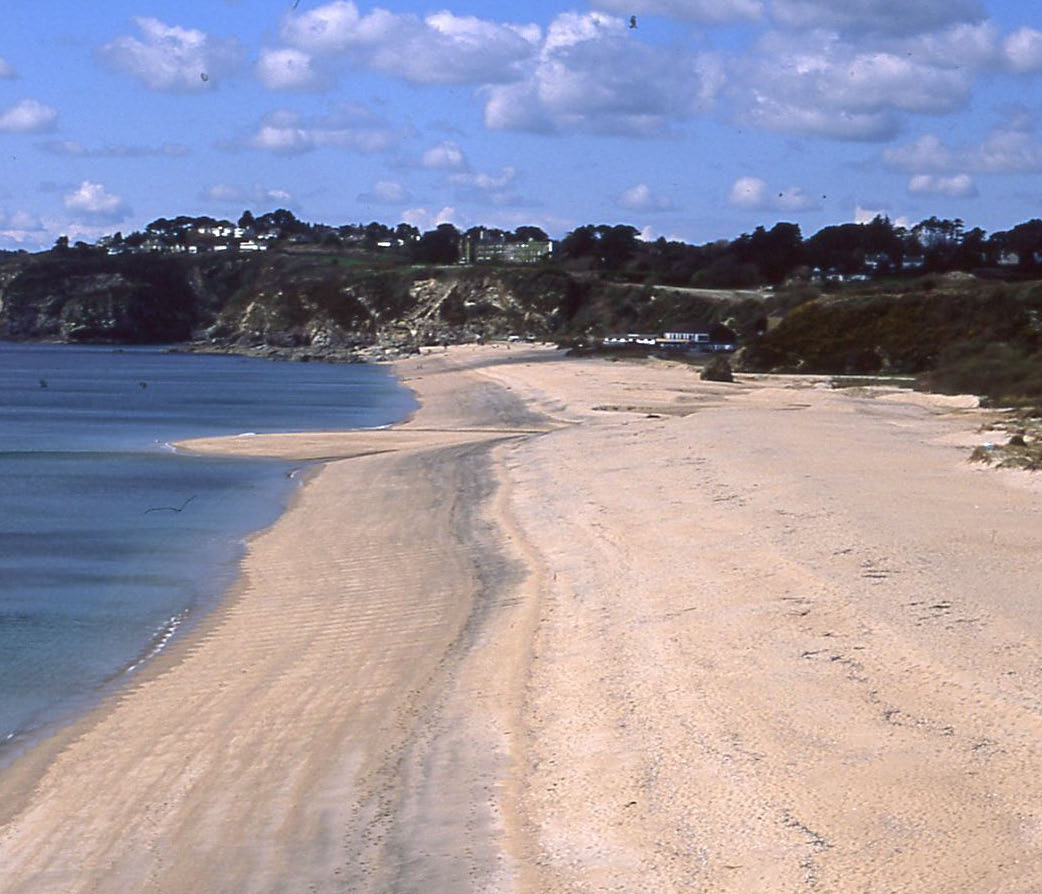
<box><xmin>449</xmin><ymin>167</ymin><xmax>516</xmax><ymax>190</ymax></box>
<box><xmin>907</xmin><ymin>173</ymin><xmax>977</xmax><ymax>197</ymax></box>
<box><xmin>401</xmin><ymin>206</ymin><xmax>457</xmax><ymax>231</ymax></box>
<box><xmin>421</xmin><ymin>141</ymin><xmax>468</xmax><ymax>171</ymax></box>
<box><xmin>0</xmin><ymin>211</ymin><xmax>122</xmax><ymax>251</ymax></box>
<box><xmin>357</xmin><ymin>180</ymin><xmax>410</xmax><ymax>204</ymax></box>
<box><xmin>854</xmin><ymin>205</ymin><xmax>911</xmax><ymax>228</ymax></box>
<box><xmin>971</xmin><ymin>128</ymin><xmax>1042</xmax><ymax>173</ymax></box>
<box><xmin>0</xmin><ymin>56</ymin><xmax>15</xmax><ymax>79</ymax></box>
<box><xmin>884</xmin><ymin>126</ymin><xmax>1042</xmax><ymax>175</ymax></box>
<box><xmin>617</xmin><ymin>183</ymin><xmax>676</xmax><ymax>212</ymax></box>
<box><xmin>248</xmin><ymin>106</ymin><xmax>396</xmax><ymax>154</ymax></box>
<box><xmin>449</xmin><ymin>166</ymin><xmax>532</xmax><ymax>206</ymax></box>
<box><xmin>733</xmin><ymin>30</ymin><xmax>975</xmax><ymax>141</ymax></box>
<box><xmin>882</xmin><ymin>134</ymin><xmax>954</xmax><ymax>172</ymax></box>
<box><xmin>63</xmin><ymin>181</ymin><xmax>128</xmax><ymax>222</ymax></box>
<box><xmin>0</xmin><ymin>209</ymin><xmax>45</xmax><ymax>245</ymax></box>
<box><xmin>769</xmin><ymin>0</ymin><xmax>984</xmax><ymax>36</ymax></box>
<box><xmin>728</xmin><ymin>176</ymin><xmax>820</xmax><ymax>211</ymax></box>
<box><xmin>483</xmin><ymin>12</ymin><xmax>721</xmax><ymax>136</ymax></box>
<box><xmin>278</xmin><ymin>2</ymin><xmax>539</xmax><ymax>85</ymax></box>
<box><xmin>1004</xmin><ymin>27</ymin><xmax>1042</xmax><ymax>73</ymax></box>
<box><xmin>590</xmin><ymin>0</ymin><xmax>764</xmax><ymax>24</ymax></box>
<box><xmin>0</xmin><ymin>99</ymin><xmax>58</xmax><ymax>133</ymax></box>
<box><xmin>256</xmin><ymin>47</ymin><xmax>324</xmax><ymax>89</ymax></box>
<box><xmin>203</xmin><ymin>183</ymin><xmax>295</xmax><ymax>206</ymax></box>
<box><xmin>39</xmin><ymin>140</ymin><xmax>189</xmax><ymax>158</ymax></box>
<box><xmin>99</xmin><ymin>17</ymin><xmax>242</xmax><ymax>91</ymax></box>
<box><xmin>729</xmin><ymin>176</ymin><xmax>769</xmax><ymax>209</ymax></box>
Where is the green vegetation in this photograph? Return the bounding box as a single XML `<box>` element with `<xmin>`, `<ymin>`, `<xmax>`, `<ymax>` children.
<box><xmin>738</xmin><ymin>277</ymin><xmax>1042</xmax><ymax>405</ymax></box>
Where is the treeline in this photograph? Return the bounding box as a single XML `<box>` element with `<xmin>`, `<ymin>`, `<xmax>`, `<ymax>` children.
<box><xmin>46</xmin><ymin>207</ymin><xmax>1042</xmax><ymax>289</ymax></box>
<box><xmin>560</xmin><ymin>217</ymin><xmax>1042</xmax><ymax>287</ymax></box>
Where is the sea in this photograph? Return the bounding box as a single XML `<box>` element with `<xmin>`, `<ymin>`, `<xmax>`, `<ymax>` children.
<box><xmin>0</xmin><ymin>342</ymin><xmax>417</xmax><ymax>756</ymax></box>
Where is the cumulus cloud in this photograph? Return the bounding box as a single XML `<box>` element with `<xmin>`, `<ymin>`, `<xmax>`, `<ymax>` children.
<box><xmin>0</xmin><ymin>99</ymin><xmax>58</xmax><ymax>133</ymax></box>
<box><xmin>420</xmin><ymin>140</ymin><xmax>468</xmax><ymax>171</ymax></box>
<box><xmin>617</xmin><ymin>183</ymin><xmax>676</xmax><ymax>212</ymax></box>
<box><xmin>0</xmin><ymin>56</ymin><xmax>15</xmax><ymax>79</ymax></box>
<box><xmin>971</xmin><ymin>127</ymin><xmax>1042</xmax><ymax>173</ymax></box>
<box><xmin>854</xmin><ymin>205</ymin><xmax>911</xmax><ymax>228</ymax></box>
<box><xmin>590</xmin><ymin>0</ymin><xmax>764</xmax><ymax>24</ymax></box>
<box><xmin>256</xmin><ymin>47</ymin><xmax>325</xmax><ymax>89</ymax></box>
<box><xmin>733</xmin><ymin>30</ymin><xmax>975</xmax><ymax>141</ymax></box>
<box><xmin>901</xmin><ymin>21</ymin><xmax>1042</xmax><ymax>74</ymax></box>
<box><xmin>729</xmin><ymin>176</ymin><xmax>768</xmax><ymax>209</ymax></box>
<box><xmin>882</xmin><ymin>134</ymin><xmax>954</xmax><ymax>172</ymax></box>
<box><xmin>401</xmin><ymin>205</ymin><xmax>457</xmax><ymax>231</ymax></box>
<box><xmin>907</xmin><ymin>173</ymin><xmax>977</xmax><ymax>197</ymax></box>
<box><xmin>449</xmin><ymin>166</ymin><xmax>532</xmax><ymax>206</ymax></box>
<box><xmin>728</xmin><ymin>176</ymin><xmax>819</xmax><ymax>211</ymax></box>
<box><xmin>0</xmin><ymin>209</ymin><xmax>45</xmax><ymax>245</ymax></box>
<box><xmin>278</xmin><ymin>2</ymin><xmax>539</xmax><ymax>85</ymax></box>
<box><xmin>884</xmin><ymin>126</ymin><xmax>1042</xmax><ymax>175</ymax></box>
<box><xmin>357</xmin><ymin>180</ymin><xmax>410</xmax><ymax>204</ymax></box>
<box><xmin>39</xmin><ymin>140</ymin><xmax>189</xmax><ymax>158</ymax></box>
<box><xmin>483</xmin><ymin>12</ymin><xmax>722</xmax><ymax>136</ymax></box>
<box><xmin>450</xmin><ymin>167</ymin><xmax>516</xmax><ymax>190</ymax></box>
<box><xmin>63</xmin><ymin>181</ymin><xmax>129</xmax><ymax>222</ymax></box>
<box><xmin>203</xmin><ymin>183</ymin><xmax>295</xmax><ymax>206</ymax></box>
<box><xmin>1004</xmin><ymin>27</ymin><xmax>1042</xmax><ymax>73</ymax></box>
<box><xmin>247</xmin><ymin>106</ymin><xmax>396</xmax><ymax>154</ymax></box>
<box><xmin>769</xmin><ymin>0</ymin><xmax>984</xmax><ymax>36</ymax></box>
<box><xmin>99</xmin><ymin>17</ymin><xmax>243</xmax><ymax>91</ymax></box>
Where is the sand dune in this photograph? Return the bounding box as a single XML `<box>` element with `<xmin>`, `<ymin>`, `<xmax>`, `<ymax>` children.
<box><xmin>2</xmin><ymin>343</ymin><xmax>1042</xmax><ymax>892</ymax></box>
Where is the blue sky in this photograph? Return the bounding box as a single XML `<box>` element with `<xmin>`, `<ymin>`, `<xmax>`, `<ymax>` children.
<box><xmin>2</xmin><ymin>0</ymin><xmax>1041</xmax><ymax>249</ymax></box>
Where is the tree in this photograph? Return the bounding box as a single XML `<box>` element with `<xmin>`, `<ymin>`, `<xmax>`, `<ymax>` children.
<box><xmin>238</xmin><ymin>209</ymin><xmax>256</xmax><ymax>231</ymax></box>
<box><xmin>1001</xmin><ymin>219</ymin><xmax>1042</xmax><ymax>271</ymax></box>
<box><xmin>562</xmin><ymin>225</ymin><xmax>598</xmax><ymax>259</ymax></box>
<box><xmin>596</xmin><ymin>224</ymin><xmax>639</xmax><ymax>271</ymax></box>
<box><xmin>912</xmin><ymin>217</ymin><xmax>965</xmax><ymax>271</ymax></box>
<box><xmin>363</xmin><ymin>221</ymin><xmax>393</xmax><ymax>248</ymax></box>
<box><xmin>411</xmin><ymin>223</ymin><xmax>460</xmax><ymax>264</ymax></box>
<box><xmin>513</xmin><ymin>225</ymin><xmax>549</xmax><ymax>242</ymax></box>
<box><xmin>744</xmin><ymin>222</ymin><xmax>802</xmax><ymax>284</ymax></box>
<box><xmin>256</xmin><ymin>208</ymin><xmax>306</xmax><ymax>238</ymax></box>
<box><xmin>395</xmin><ymin>223</ymin><xmax>420</xmax><ymax>243</ymax></box>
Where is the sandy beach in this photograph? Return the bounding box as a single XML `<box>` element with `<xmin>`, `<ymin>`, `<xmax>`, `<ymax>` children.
<box><xmin>3</xmin><ymin>343</ymin><xmax>1042</xmax><ymax>892</ymax></box>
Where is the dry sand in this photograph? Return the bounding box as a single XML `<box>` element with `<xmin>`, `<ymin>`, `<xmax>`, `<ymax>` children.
<box><xmin>2</xmin><ymin>343</ymin><xmax>1042</xmax><ymax>892</ymax></box>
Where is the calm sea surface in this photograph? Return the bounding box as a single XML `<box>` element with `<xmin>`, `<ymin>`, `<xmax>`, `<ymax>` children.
<box><xmin>0</xmin><ymin>342</ymin><xmax>416</xmax><ymax>751</ymax></box>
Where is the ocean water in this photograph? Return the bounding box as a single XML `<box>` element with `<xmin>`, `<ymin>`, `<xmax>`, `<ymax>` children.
<box><xmin>0</xmin><ymin>342</ymin><xmax>416</xmax><ymax>751</ymax></box>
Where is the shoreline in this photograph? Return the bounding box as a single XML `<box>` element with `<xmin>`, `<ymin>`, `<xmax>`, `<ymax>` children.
<box><xmin>0</xmin><ymin>344</ymin><xmax>555</xmax><ymax>891</ymax></box>
<box><xmin>5</xmin><ymin>344</ymin><xmax>1042</xmax><ymax>890</ymax></box>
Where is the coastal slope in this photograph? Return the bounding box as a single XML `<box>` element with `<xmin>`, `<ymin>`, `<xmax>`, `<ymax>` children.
<box><xmin>3</xmin><ymin>345</ymin><xmax>1042</xmax><ymax>891</ymax></box>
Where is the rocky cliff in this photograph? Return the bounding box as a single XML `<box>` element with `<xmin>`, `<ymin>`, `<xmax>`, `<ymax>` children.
<box><xmin>0</xmin><ymin>250</ymin><xmax>586</xmax><ymax>356</ymax></box>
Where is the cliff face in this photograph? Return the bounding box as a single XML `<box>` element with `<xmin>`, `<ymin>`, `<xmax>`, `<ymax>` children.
<box><xmin>0</xmin><ymin>250</ymin><xmax>583</xmax><ymax>353</ymax></box>
<box><xmin>0</xmin><ymin>252</ymin><xmax>249</xmax><ymax>344</ymax></box>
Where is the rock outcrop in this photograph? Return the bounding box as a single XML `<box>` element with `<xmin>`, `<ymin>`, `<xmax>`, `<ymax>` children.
<box><xmin>0</xmin><ymin>250</ymin><xmax>581</xmax><ymax>356</ymax></box>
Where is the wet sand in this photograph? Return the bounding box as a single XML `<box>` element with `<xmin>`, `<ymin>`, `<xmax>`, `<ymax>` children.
<box><xmin>3</xmin><ymin>344</ymin><xmax>1042</xmax><ymax>892</ymax></box>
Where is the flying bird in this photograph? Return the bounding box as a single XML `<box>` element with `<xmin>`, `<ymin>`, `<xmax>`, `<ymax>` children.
<box><xmin>630</xmin><ymin>15</ymin><xmax>638</xmax><ymax>28</ymax></box>
<box><xmin>145</xmin><ymin>495</ymin><xmax>198</xmax><ymax>514</ymax></box>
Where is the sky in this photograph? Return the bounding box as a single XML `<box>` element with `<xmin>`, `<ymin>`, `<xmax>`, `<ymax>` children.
<box><xmin>2</xmin><ymin>0</ymin><xmax>1042</xmax><ymax>250</ymax></box>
